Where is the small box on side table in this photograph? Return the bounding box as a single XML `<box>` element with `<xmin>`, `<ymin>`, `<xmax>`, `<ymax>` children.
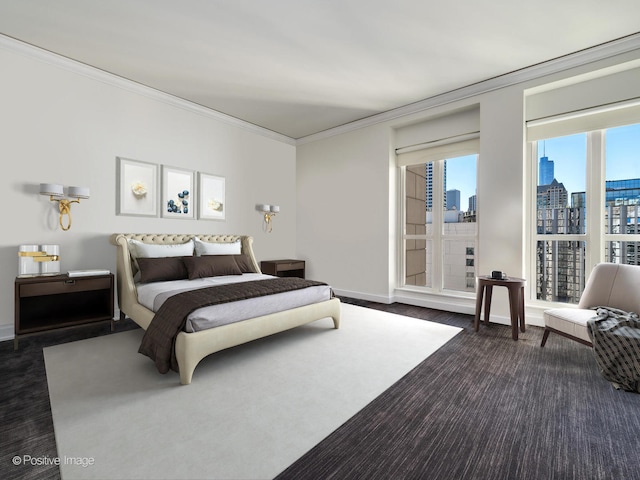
<box><xmin>261</xmin><ymin>260</ymin><xmax>305</xmax><ymax>279</ymax></box>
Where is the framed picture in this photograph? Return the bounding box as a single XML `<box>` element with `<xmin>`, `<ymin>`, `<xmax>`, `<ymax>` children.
<box><xmin>198</xmin><ymin>172</ymin><xmax>226</xmax><ymax>220</ymax></box>
<box><xmin>162</xmin><ymin>166</ymin><xmax>196</xmax><ymax>219</ymax></box>
<box><xmin>116</xmin><ymin>157</ymin><xmax>159</xmax><ymax>217</ymax></box>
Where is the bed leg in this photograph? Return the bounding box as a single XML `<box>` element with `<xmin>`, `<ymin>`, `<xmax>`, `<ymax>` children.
<box><xmin>180</xmin><ymin>369</ymin><xmax>193</xmax><ymax>386</ymax></box>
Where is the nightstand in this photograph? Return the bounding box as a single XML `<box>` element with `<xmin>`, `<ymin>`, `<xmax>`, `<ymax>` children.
<box><xmin>261</xmin><ymin>259</ymin><xmax>305</xmax><ymax>279</ymax></box>
<box><xmin>14</xmin><ymin>273</ymin><xmax>114</xmax><ymax>349</ymax></box>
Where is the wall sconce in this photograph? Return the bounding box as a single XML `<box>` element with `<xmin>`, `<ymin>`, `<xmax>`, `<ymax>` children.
<box><xmin>257</xmin><ymin>204</ymin><xmax>280</xmax><ymax>233</ymax></box>
<box><xmin>40</xmin><ymin>183</ymin><xmax>90</xmax><ymax>231</ymax></box>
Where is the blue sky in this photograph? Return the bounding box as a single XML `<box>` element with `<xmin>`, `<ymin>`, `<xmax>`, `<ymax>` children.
<box><xmin>445</xmin><ymin>154</ymin><xmax>477</xmax><ymax>210</ymax></box>
<box><xmin>541</xmin><ymin>123</ymin><xmax>640</xmax><ymax>195</ymax></box>
<box><xmin>442</xmin><ymin>123</ymin><xmax>639</xmax><ymax>212</ymax></box>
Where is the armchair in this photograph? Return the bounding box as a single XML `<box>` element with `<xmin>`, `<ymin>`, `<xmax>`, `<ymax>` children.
<box><xmin>541</xmin><ymin>263</ymin><xmax>640</xmax><ymax>347</ymax></box>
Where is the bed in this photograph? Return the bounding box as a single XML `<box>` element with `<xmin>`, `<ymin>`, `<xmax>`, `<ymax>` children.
<box><xmin>109</xmin><ymin>233</ymin><xmax>341</xmax><ymax>385</ymax></box>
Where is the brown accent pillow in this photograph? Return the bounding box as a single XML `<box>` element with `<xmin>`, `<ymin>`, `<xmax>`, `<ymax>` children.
<box><xmin>136</xmin><ymin>257</ymin><xmax>189</xmax><ymax>283</ymax></box>
<box><xmin>183</xmin><ymin>255</ymin><xmax>243</xmax><ymax>279</ymax></box>
<box><xmin>231</xmin><ymin>254</ymin><xmax>256</xmax><ymax>273</ymax></box>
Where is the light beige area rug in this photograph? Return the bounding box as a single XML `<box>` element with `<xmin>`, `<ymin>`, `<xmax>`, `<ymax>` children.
<box><xmin>44</xmin><ymin>303</ymin><xmax>461</xmax><ymax>480</ymax></box>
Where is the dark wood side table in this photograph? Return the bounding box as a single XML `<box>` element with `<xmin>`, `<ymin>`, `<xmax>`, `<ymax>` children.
<box><xmin>474</xmin><ymin>275</ymin><xmax>526</xmax><ymax>341</ymax></box>
<box><xmin>14</xmin><ymin>273</ymin><xmax>114</xmax><ymax>349</ymax></box>
<box><xmin>261</xmin><ymin>260</ymin><xmax>305</xmax><ymax>279</ymax></box>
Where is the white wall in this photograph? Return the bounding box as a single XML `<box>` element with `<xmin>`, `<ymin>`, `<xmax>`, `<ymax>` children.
<box><xmin>296</xmin><ymin>125</ymin><xmax>393</xmax><ymax>302</ymax></box>
<box><xmin>0</xmin><ymin>43</ymin><xmax>296</xmax><ymax>338</ymax></box>
<box><xmin>297</xmin><ymin>49</ymin><xmax>640</xmax><ymax>326</ymax></box>
<box><xmin>3</xmin><ymin>37</ymin><xmax>639</xmax><ymax>339</ymax></box>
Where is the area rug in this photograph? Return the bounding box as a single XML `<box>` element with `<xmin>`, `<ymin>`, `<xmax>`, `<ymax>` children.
<box><xmin>44</xmin><ymin>303</ymin><xmax>461</xmax><ymax>480</ymax></box>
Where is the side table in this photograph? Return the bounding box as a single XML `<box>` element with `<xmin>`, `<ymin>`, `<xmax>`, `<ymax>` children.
<box><xmin>261</xmin><ymin>259</ymin><xmax>306</xmax><ymax>279</ymax></box>
<box><xmin>474</xmin><ymin>276</ymin><xmax>526</xmax><ymax>340</ymax></box>
<box><xmin>14</xmin><ymin>273</ymin><xmax>114</xmax><ymax>349</ymax></box>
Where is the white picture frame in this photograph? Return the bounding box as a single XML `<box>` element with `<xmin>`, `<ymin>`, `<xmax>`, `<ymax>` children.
<box><xmin>161</xmin><ymin>165</ymin><xmax>196</xmax><ymax>219</ymax></box>
<box><xmin>197</xmin><ymin>172</ymin><xmax>226</xmax><ymax>220</ymax></box>
<box><xmin>116</xmin><ymin>157</ymin><xmax>159</xmax><ymax>217</ymax></box>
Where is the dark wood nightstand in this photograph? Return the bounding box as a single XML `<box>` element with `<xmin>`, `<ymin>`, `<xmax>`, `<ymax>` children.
<box><xmin>14</xmin><ymin>274</ymin><xmax>114</xmax><ymax>349</ymax></box>
<box><xmin>261</xmin><ymin>260</ymin><xmax>305</xmax><ymax>279</ymax></box>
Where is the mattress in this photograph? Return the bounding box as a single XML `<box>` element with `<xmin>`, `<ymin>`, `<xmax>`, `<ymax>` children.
<box><xmin>135</xmin><ymin>273</ymin><xmax>333</xmax><ymax>332</ymax></box>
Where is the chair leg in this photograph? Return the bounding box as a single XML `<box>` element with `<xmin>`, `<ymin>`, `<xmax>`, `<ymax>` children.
<box><xmin>540</xmin><ymin>328</ymin><xmax>551</xmax><ymax>347</ymax></box>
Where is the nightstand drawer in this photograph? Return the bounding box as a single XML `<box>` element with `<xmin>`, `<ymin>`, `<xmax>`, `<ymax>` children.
<box><xmin>261</xmin><ymin>260</ymin><xmax>306</xmax><ymax>279</ymax></box>
<box><xmin>20</xmin><ymin>277</ymin><xmax>111</xmax><ymax>297</ymax></box>
<box><xmin>275</xmin><ymin>261</ymin><xmax>305</xmax><ymax>272</ymax></box>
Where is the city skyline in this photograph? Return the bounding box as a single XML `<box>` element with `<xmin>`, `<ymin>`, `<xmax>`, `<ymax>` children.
<box><xmin>539</xmin><ymin>123</ymin><xmax>640</xmax><ymax>196</ymax></box>
<box><xmin>436</xmin><ymin>122</ymin><xmax>639</xmax><ymax>214</ymax></box>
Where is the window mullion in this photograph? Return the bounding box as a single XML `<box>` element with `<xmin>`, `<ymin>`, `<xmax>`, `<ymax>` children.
<box><xmin>432</xmin><ymin>160</ymin><xmax>444</xmax><ymax>291</ymax></box>
<box><xmin>586</xmin><ymin>130</ymin><xmax>605</xmax><ymax>273</ymax></box>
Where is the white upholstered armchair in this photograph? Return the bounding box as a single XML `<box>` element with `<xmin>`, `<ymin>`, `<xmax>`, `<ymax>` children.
<box><xmin>541</xmin><ymin>263</ymin><xmax>640</xmax><ymax>347</ymax></box>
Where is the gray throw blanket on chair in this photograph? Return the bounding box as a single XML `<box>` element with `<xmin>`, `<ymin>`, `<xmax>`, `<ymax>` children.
<box><xmin>587</xmin><ymin>306</ymin><xmax>640</xmax><ymax>393</ymax></box>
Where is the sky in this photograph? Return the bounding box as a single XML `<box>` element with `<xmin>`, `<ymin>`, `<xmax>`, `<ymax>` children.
<box><xmin>444</xmin><ymin>154</ymin><xmax>477</xmax><ymax>210</ymax></box>
<box><xmin>540</xmin><ymin>123</ymin><xmax>640</xmax><ymax>195</ymax></box>
<box><xmin>440</xmin><ymin>123</ymin><xmax>639</xmax><ymax>212</ymax></box>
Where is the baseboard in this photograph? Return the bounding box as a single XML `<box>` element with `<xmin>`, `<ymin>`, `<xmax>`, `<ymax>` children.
<box><xmin>393</xmin><ymin>291</ymin><xmax>476</xmax><ymax>317</ymax></box>
<box><xmin>0</xmin><ymin>324</ymin><xmax>14</xmax><ymax>342</ymax></box>
<box><xmin>339</xmin><ymin>288</ymin><xmax>547</xmax><ymax>329</ymax></box>
<box><xmin>333</xmin><ymin>288</ymin><xmax>394</xmax><ymax>305</ymax></box>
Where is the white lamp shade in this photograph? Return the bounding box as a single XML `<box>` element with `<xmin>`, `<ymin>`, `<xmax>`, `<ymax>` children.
<box><xmin>270</xmin><ymin>205</ymin><xmax>280</xmax><ymax>213</ymax></box>
<box><xmin>68</xmin><ymin>186</ymin><xmax>90</xmax><ymax>199</ymax></box>
<box><xmin>40</xmin><ymin>183</ymin><xmax>64</xmax><ymax>197</ymax></box>
<box><xmin>259</xmin><ymin>204</ymin><xmax>271</xmax><ymax>212</ymax></box>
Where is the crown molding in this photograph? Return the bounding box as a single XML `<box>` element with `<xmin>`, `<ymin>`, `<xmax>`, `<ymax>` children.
<box><xmin>0</xmin><ymin>34</ymin><xmax>297</xmax><ymax>146</ymax></box>
<box><xmin>2</xmin><ymin>31</ymin><xmax>638</xmax><ymax>149</ymax></box>
<box><xmin>296</xmin><ymin>32</ymin><xmax>640</xmax><ymax>145</ymax></box>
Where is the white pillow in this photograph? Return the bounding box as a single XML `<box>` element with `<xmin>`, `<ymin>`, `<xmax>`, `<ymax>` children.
<box><xmin>128</xmin><ymin>239</ymin><xmax>194</xmax><ymax>261</ymax></box>
<box><xmin>194</xmin><ymin>237</ymin><xmax>241</xmax><ymax>256</ymax></box>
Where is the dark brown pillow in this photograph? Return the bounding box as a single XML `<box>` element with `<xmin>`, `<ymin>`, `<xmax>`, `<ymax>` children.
<box><xmin>136</xmin><ymin>257</ymin><xmax>189</xmax><ymax>283</ymax></box>
<box><xmin>231</xmin><ymin>254</ymin><xmax>256</xmax><ymax>273</ymax></box>
<box><xmin>183</xmin><ymin>255</ymin><xmax>243</xmax><ymax>279</ymax></box>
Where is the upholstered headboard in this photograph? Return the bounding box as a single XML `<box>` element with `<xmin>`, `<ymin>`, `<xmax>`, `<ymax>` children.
<box><xmin>109</xmin><ymin>234</ymin><xmax>260</xmax><ymax>328</ymax></box>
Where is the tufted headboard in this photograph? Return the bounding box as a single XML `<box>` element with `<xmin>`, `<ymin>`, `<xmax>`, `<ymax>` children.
<box><xmin>109</xmin><ymin>233</ymin><xmax>260</xmax><ymax>329</ymax></box>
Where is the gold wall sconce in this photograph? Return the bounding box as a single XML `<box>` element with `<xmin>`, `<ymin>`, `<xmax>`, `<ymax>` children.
<box><xmin>257</xmin><ymin>204</ymin><xmax>280</xmax><ymax>233</ymax></box>
<box><xmin>40</xmin><ymin>183</ymin><xmax>90</xmax><ymax>231</ymax></box>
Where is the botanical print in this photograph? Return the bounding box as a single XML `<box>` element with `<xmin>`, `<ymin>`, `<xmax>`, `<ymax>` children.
<box><xmin>116</xmin><ymin>157</ymin><xmax>158</xmax><ymax>217</ymax></box>
<box><xmin>198</xmin><ymin>173</ymin><xmax>225</xmax><ymax>220</ymax></box>
<box><xmin>162</xmin><ymin>166</ymin><xmax>195</xmax><ymax>219</ymax></box>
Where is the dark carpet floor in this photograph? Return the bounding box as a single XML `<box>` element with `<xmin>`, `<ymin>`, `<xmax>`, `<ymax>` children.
<box><xmin>2</xmin><ymin>298</ymin><xmax>639</xmax><ymax>480</ymax></box>
<box><xmin>278</xmin><ymin>299</ymin><xmax>640</xmax><ymax>480</ymax></box>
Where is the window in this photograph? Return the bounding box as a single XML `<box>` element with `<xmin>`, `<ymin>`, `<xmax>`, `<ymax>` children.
<box><xmin>529</xmin><ymin>121</ymin><xmax>640</xmax><ymax>304</ymax></box>
<box><xmin>400</xmin><ymin>150</ymin><xmax>478</xmax><ymax>294</ymax></box>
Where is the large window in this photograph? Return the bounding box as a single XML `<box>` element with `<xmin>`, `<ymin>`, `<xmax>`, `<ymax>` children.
<box><xmin>402</xmin><ymin>153</ymin><xmax>478</xmax><ymax>294</ymax></box>
<box><xmin>530</xmin><ymin>121</ymin><xmax>640</xmax><ymax>304</ymax></box>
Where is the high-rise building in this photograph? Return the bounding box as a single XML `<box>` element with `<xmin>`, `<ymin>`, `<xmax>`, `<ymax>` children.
<box><xmin>425</xmin><ymin>161</ymin><xmax>447</xmax><ymax>211</ymax></box>
<box><xmin>537</xmin><ymin>179</ymin><xmax>568</xmax><ymax>209</ymax></box>
<box><xmin>446</xmin><ymin>189</ymin><xmax>460</xmax><ymax>211</ymax></box>
<box><xmin>536</xmin><ymin>178</ymin><xmax>640</xmax><ymax>303</ymax></box>
<box><xmin>468</xmin><ymin>194</ymin><xmax>477</xmax><ymax>212</ymax></box>
<box><xmin>539</xmin><ymin>155</ymin><xmax>554</xmax><ymax>185</ymax></box>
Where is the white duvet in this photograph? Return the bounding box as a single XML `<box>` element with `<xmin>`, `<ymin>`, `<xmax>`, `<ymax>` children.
<box><xmin>135</xmin><ymin>273</ymin><xmax>333</xmax><ymax>332</ymax></box>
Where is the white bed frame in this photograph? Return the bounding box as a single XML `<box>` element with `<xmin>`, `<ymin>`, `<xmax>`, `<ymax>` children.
<box><xmin>110</xmin><ymin>233</ymin><xmax>341</xmax><ymax>385</ymax></box>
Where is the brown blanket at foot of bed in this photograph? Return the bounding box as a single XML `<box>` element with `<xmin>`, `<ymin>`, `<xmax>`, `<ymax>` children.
<box><xmin>139</xmin><ymin>277</ymin><xmax>328</xmax><ymax>374</ymax></box>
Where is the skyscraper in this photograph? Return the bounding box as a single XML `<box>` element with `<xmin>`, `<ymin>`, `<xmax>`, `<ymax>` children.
<box><xmin>425</xmin><ymin>161</ymin><xmax>447</xmax><ymax>210</ymax></box>
<box><xmin>446</xmin><ymin>189</ymin><xmax>460</xmax><ymax>211</ymax></box>
<box><xmin>539</xmin><ymin>155</ymin><xmax>554</xmax><ymax>185</ymax></box>
<box><xmin>468</xmin><ymin>194</ymin><xmax>477</xmax><ymax>212</ymax></box>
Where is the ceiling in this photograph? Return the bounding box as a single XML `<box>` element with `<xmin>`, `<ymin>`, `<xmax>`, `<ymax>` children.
<box><xmin>1</xmin><ymin>0</ymin><xmax>639</xmax><ymax>139</ymax></box>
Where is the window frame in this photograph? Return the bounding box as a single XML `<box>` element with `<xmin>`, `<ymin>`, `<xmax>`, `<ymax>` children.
<box><xmin>398</xmin><ymin>154</ymin><xmax>479</xmax><ymax>297</ymax></box>
<box><xmin>526</xmin><ymin>126</ymin><xmax>640</xmax><ymax>307</ymax></box>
